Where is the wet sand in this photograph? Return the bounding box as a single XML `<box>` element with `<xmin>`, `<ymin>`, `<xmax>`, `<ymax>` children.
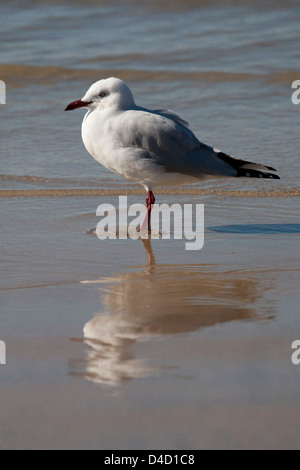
<box><xmin>1</xmin><ymin>193</ymin><xmax>300</xmax><ymax>449</ymax></box>
<box><xmin>1</xmin><ymin>187</ymin><xmax>300</xmax><ymax>198</ymax></box>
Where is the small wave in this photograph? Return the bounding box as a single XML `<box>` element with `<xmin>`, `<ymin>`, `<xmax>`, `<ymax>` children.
<box><xmin>0</xmin><ymin>173</ymin><xmax>131</xmax><ymax>188</ymax></box>
<box><xmin>0</xmin><ymin>174</ymin><xmax>63</xmax><ymax>184</ymax></box>
<box><xmin>26</xmin><ymin>0</ymin><xmax>299</xmax><ymax>8</ymax></box>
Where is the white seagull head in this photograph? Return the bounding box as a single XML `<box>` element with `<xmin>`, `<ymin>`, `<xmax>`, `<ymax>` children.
<box><xmin>65</xmin><ymin>77</ymin><xmax>135</xmax><ymax>112</ymax></box>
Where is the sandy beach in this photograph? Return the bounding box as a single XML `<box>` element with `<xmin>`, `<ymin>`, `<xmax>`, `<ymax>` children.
<box><xmin>1</xmin><ymin>0</ymin><xmax>300</xmax><ymax>450</ymax></box>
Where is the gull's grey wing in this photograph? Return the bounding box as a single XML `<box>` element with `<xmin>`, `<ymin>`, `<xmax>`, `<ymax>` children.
<box><xmin>151</xmin><ymin>108</ymin><xmax>190</xmax><ymax>127</ymax></box>
<box><xmin>137</xmin><ymin>105</ymin><xmax>190</xmax><ymax>127</ymax></box>
<box><xmin>116</xmin><ymin>108</ymin><xmax>279</xmax><ymax>179</ymax></box>
<box><xmin>117</xmin><ymin>108</ymin><xmax>236</xmax><ymax>178</ymax></box>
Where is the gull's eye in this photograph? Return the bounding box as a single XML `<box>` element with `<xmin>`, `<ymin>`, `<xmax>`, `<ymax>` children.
<box><xmin>99</xmin><ymin>91</ymin><xmax>106</xmax><ymax>98</ymax></box>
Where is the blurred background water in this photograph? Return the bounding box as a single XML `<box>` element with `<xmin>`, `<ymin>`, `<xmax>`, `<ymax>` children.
<box><xmin>1</xmin><ymin>0</ymin><xmax>299</xmax><ymax>191</ymax></box>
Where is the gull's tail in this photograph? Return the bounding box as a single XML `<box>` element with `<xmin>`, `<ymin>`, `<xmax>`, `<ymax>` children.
<box><xmin>215</xmin><ymin>151</ymin><xmax>280</xmax><ymax>180</ymax></box>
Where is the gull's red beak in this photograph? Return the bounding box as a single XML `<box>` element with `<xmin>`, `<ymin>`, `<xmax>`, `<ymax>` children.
<box><xmin>65</xmin><ymin>99</ymin><xmax>91</xmax><ymax>111</ymax></box>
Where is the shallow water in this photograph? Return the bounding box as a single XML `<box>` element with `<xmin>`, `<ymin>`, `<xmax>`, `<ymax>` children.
<box><xmin>1</xmin><ymin>194</ymin><xmax>300</xmax><ymax>449</ymax></box>
<box><xmin>1</xmin><ymin>0</ymin><xmax>300</xmax><ymax>450</ymax></box>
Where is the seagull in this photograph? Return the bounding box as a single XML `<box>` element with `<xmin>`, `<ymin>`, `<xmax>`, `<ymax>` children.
<box><xmin>65</xmin><ymin>77</ymin><xmax>279</xmax><ymax>230</ymax></box>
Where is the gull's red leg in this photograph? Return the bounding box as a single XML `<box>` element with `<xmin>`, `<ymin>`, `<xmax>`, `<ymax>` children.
<box><xmin>140</xmin><ymin>190</ymin><xmax>155</xmax><ymax>232</ymax></box>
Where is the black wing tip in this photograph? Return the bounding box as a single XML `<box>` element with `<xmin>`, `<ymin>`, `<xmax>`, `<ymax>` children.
<box><xmin>264</xmin><ymin>165</ymin><xmax>277</xmax><ymax>172</ymax></box>
<box><xmin>215</xmin><ymin>151</ymin><xmax>278</xmax><ymax>174</ymax></box>
<box><xmin>236</xmin><ymin>168</ymin><xmax>280</xmax><ymax>179</ymax></box>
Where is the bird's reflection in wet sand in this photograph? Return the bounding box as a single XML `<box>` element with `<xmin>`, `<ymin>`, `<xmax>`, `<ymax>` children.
<box><xmin>73</xmin><ymin>239</ymin><xmax>269</xmax><ymax>386</ymax></box>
